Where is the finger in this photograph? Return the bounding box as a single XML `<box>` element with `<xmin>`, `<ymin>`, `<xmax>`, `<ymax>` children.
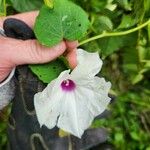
<box><xmin>0</xmin><ymin>69</ymin><xmax>12</xmax><ymax>82</ymax></box>
<box><xmin>0</xmin><ymin>11</ymin><xmax>39</xmax><ymax>28</ymax></box>
<box><xmin>0</xmin><ymin>37</ymin><xmax>66</xmax><ymax>65</ymax></box>
<box><xmin>65</xmin><ymin>40</ymin><xmax>78</xmax><ymax>51</ymax></box>
<box><xmin>66</xmin><ymin>48</ymin><xmax>77</xmax><ymax>69</ymax></box>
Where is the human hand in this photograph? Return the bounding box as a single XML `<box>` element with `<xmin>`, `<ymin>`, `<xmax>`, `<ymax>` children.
<box><xmin>0</xmin><ymin>11</ymin><xmax>78</xmax><ymax>82</ymax></box>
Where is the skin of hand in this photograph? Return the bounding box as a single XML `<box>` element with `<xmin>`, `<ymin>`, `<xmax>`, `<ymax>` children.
<box><xmin>0</xmin><ymin>11</ymin><xmax>78</xmax><ymax>82</ymax></box>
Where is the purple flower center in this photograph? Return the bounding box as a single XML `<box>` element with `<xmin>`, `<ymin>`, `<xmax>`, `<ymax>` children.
<box><xmin>61</xmin><ymin>79</ymin><xmax>76</xmax><ymax>92</ymax></box>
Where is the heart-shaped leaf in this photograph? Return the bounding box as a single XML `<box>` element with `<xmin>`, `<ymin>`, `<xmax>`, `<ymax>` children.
<box><xmin>34</xmin><ymin>0</ymin><xmax>90</xmax><ymax>47</ymax></box>
<box><xmin>29</xmin><ymin>59</ymin><xmax>67</xmax><ymax>83</ymax></box>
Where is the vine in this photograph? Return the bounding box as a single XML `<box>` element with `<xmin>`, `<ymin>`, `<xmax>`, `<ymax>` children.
<box><xmin>79</xmin><ymin>19</ymin><xmax>150</xmax><ymax>46</ymax></box>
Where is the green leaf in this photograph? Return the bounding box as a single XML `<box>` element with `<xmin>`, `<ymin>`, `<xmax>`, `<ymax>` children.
<box><xmin>130</xmin><ymin>132</ymin><xmax>140</xmax><ymax>141</ymax></box>
<box><xmin>132</xmin><ymin>0</ymin><xmax>145</xmax><ymax>21</ymax></box>
<box><xmin>144</xmin><ymin>0</ymin><xmax>150</xmax><ymax>14</ymax></box>
<box><xmin>72</xmin><ymin>0</ymin><xmax>107</xmax><ymax>13</ymax></box>
<box><xmin>122</xmin><ymin>46</ymin><xmax>150</xmax><ymax>84</ymax></box>
<box><xmin>138</xmin><ymin>46</ymin><xmax>150</xmax><ymax>62</ymax></box>
<box><xmin>91</xmin><ymin>0</ymin><xmax>107</xmax><ymax>12</ymax></box>
<box><xmin>82</xmin><ymin>40</ymin><xmax>101</xmax><ymax>53</ymax></box>
<box><xmin>117</xmin><ymin>15</ymin><xmax>137</xmax><ymax>29</ymax></box>
<box><xmin>97</xmin><ymin>32</ymin><xmax>138</xmax><ymax>57</ymax></box>
<box><xmin>115</xmin><ymin>0</ymin><xmax>131</xmax><ymax>11</ymax></box>
<box><xmin>10</xmin><ymin>0</ymin><xmax>43</xmax><ymax>12</ymax></box>
<box><xmin>106</xmin><ymin>0</ymin><xmax>117</xmax><ymax>11</ymax></box>
<box><xmin>145</xmin><ymin>61</ymin><xmax>150</xmax><ymax>68</ymax></box>
<box><xmin>123</xmin><ymin>47</ymin><xmax>139</xmax><ymax>71</ymax></box>
<box><xmin>34</xmin><ymin>0</ymin><xmax>90</xmax><ymax>47</ymax></box>
<box><xmin>0</xmin><ymin>0</ymin><xmax>6</xmax><ymax>16</ymax></box>
<box><xmin>148</xmin><ymin>23</ymin><xmax>150</xmax><ymax>42</ymax></box>
<box><xmin>146</xmin><ymin>147</ymin><xmax>150</xmax><ymax>150</ymax></box>
<box><xmin>93</xmin><ymin>15</ymin><xmax>113</xmax><ymax>33</ymax></box>
<box><xmin>29</xmin><ymin>59</ymin><xmax>67</xmax><ymax>83</ymax></box>
<box><xmin>98</xmin><ymin>36</ymin><xmax>123</xmax><ymax>56</ymax></box>
<box><xmin>114</xmin><ymin>132</ymin><xmax>124</xmax><ymax>142</ymax></box>
<box><xmin>132</xmin><ymin>73</ymin><xmax>144</xmax><ymax>84</ymax></box>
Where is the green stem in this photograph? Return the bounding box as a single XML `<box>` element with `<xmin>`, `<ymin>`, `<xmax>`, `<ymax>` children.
<box><xmin>0</xmin><ymin>0</ymin><xmax>6</xmax><ymax>16</ymax></box>
<box><xmin>43</xmin><ymin>0</ymin><xmax>53</xmax><ymax>8</ymax></box>
<box><xmin>79</xmin><ymin>19</ymin><xmax>150</xmax><ymax>46</ymax></box>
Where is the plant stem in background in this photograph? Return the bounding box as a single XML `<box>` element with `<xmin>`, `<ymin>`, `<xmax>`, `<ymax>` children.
<box><xmin>0</xmin><ymin>0</ymin><xmax>6</xmax><ymax>16</ymax></box>
<box><xmin>79</xmin><ymin>20</ymin><xmax>150</xmax><ymax>46</ymax></box>
<box><xmin>43</xmin><ymin>0</ymin><xmax>54</xmax><ymax>8</ymax></box>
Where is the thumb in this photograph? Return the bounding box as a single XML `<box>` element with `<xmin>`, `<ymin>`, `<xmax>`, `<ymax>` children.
<box><xmin>66</xmin><ymin>48</ymin><xmax>77</xmax><ymax>69</ymax></box>
<box><xmin>1</xmin><ymin>37</ymin><xmax>66</xmax><ymax>66</ymax></box>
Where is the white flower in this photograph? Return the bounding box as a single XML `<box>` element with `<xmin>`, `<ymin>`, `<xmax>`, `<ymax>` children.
<box><xmin>34</xmin><ymin>49</ymin><xmax>111</xmax><ymax>138</ymax></box>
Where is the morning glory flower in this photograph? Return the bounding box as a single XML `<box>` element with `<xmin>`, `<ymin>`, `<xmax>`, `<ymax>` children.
<box><xmin>34</xmin><ymin>49</ymin><xmax>111</xmax><ymax>138</ymax></box>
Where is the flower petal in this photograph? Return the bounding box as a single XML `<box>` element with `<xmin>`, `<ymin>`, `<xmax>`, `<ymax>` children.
<box><xmin>34</xmin><ymin>80</ymin><xmax>57</xmax><ymax>127</ymax></box>
<box><xmin>34</xmin><ymin>70</ymin><xmax>70</xmax><ymax>128</ymax></box>
<box><xmin>87</xmin><ymin>77</ymin><xmax>111</xmax><ymax>116</ymax></box>
<box><xmin>57</xmin><ymin>77</ymin><xmax>111</xmax><ymax>138</ymax></box>
<box><xmin>71</xmin><ymin>49</ymin><xmax>102</xmax><ymax>79</ymax></box>
<box><xmin>57</xmin><ymin>91</ymin><xmax>93</xmax><ymax>138</ymax></box>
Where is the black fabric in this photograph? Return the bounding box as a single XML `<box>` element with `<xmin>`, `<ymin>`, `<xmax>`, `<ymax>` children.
<box><xmin>3</xmin><ymin>18</ymin><xmax>35</xmax><ymax>40</ymax></box>
<box><xmin>7</xmin><ymin>66</ymin><xmax>109</xmax><ymax>150</ymax></box>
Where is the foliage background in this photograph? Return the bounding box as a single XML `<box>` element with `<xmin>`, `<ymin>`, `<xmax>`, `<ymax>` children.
<box><xmin>0</xmin><ymin>0</ymin><xmax>150</xmax><ymax>149</ymax></box>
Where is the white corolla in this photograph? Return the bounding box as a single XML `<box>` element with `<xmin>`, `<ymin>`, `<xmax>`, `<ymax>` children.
<box><xmin>34</xmin><ymin>49</ymin><xmax>111</xmax><ymax>138</ymax></box>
